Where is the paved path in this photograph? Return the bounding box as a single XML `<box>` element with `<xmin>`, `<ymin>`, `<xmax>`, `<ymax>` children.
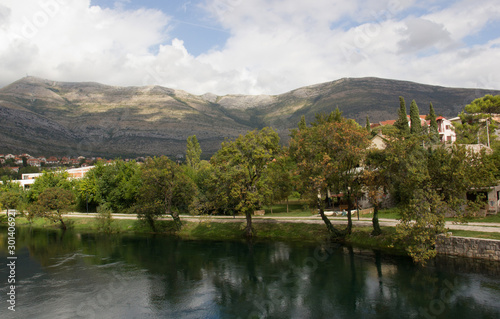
<box><xmin>61</xmin><ymin>212</ymin><xmax>500</xmax><ymax>233</ymax></box>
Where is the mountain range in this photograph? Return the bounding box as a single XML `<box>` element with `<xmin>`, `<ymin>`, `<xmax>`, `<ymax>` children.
<box><xmin>1</xmin><ymin>76</ymin><xmax>499</xmax><ymax>158</ymax></box>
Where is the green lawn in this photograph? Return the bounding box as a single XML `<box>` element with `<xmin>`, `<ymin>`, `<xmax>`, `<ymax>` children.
<box><xmin>263</xmin><ymin>201</ymin><xmax>317</xmax><ymax>217</ymax></box>
<box><xmin>263</xmin><ymin>202</ymin><xmax>402</xmax><ymax>219</ymax></box>
<box><xmin>447</xmin><ymin>230</ymin><xmax>500</xmax><ymax>240</ymax></box>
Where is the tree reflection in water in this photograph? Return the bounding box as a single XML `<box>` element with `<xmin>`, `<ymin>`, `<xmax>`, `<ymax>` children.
<box><xmin>1</xmin><ymin>227</ymin><xmax>499</xmax><ymax>319</ymax></box>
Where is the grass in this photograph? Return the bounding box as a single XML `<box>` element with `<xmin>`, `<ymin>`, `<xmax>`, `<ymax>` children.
<box><xmin>263</xmin><ymin>200</ymin><xmax>316</xmax><ymax>217</ymax></box>
<box><xmin>5</xmin><ymin>210</ymin><xmax>500</xmax><ymax>244</ymax></box>
<box><xmin>465</xmin><ymin>214</ymin><xmax>500</xmax><ymax>223</ymax></box>
<box><xmin>448</xmin><ymin>230</ymin><xmax>500</xmax><ymax>240</ymax></box>
<box><xmin>263</xmin><ymin>202</ymin><xmax>402</xmax><ymax>219</ymax></box>
<box><xmin>346</xmin><ymin>227</ymin><xmax>406</xmax><ymax>254</ymax></box>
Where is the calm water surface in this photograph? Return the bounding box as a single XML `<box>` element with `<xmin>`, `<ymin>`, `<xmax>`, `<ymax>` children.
<box><xmin>1</xmin><ymin>227</ymin><xmax>500</xmax><ymax>319</ymax></box>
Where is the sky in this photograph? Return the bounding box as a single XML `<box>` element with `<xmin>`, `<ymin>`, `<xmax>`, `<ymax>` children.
<box><xmin>0</xmin><ymin>0</ymin><xmax>499</xmax><ymax>95</ymax></box>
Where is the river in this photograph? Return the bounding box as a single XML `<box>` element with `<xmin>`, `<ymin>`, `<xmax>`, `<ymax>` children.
<box><xmin>1</xmin><ymin>227</ymin><xmax>500</xmax><ymax>319</ymax></box>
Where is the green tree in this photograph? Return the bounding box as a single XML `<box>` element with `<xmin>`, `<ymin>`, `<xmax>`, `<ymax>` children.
<box><xmin>365</xmin><ymin>116</ymin><xmax>371</xmax><ymax>132</ymax></box>
<box><xmin>186</xmin><ymin>135</ymin><xmax>202</xmax><ymax>170</ymax></box>
<box><xmin>409</xmin><ymin>100</ymin><xmax>421</xmax><ymax>135</ymax></box>
<box><xmin>0</xmin><ymin>182</ymin><xmax>23</xmax><ymax>214</ymax></box>
<box><xmin>32</xmin><ymin>187</ymin><xmax>75</xmax><ymax>230</ymax></box>
<box><xmin>27</xmin><ymin>171</ymin><xmax>72</xmax><ymax>203</ymax></box>
<box><xmin>394</xmin><ymin>96</ymin><xmax>409</xmax><ymax>136</ymax></box>
<box><xmin>383</xmin><ymin>136</ymin><xmax>497</xmax><ymax>264</ymax></box>
<box><xmin>427</xmin><ymin>102</ymin><xmax>439</xmax><ymax>143</ymax></box>
<box><xmin>210</xmin><ymin>127</ymin><xmax>281</xmax><ymax>237</ymax></box>
<box><xmin>289</xmin><ymin>117</ymin><xmax>370</xmax><ymax>237</ymax></box>
<box><xmin>0</xmin><ymin>168</ymin><xmax>18</xmax><ymax>181</ymax></box>
<box><xmin>137</xmin><ymin>156</ymin><xmax>196</xmax><ymax>231</ymax></box>
<box><xmin>185</xmin><ymin>160</ymin><xmax>220</xmax><ymax>215</ymax></box>
<box><xmin>312</xmin><ymin>107</ymin><xmax>343</xmax><ymax>126</ymax></box>
<box><xmin>383</xmin><ymin>135</ymin><xmax>442</xmax><ymax>263</ymax></box>
<box><xmin>427</xmin><ymin>144</ymin><xmax>497</xmax><ymax>219</ymax></box>
<box><xmin>298</xmin><ymin>115</ymin><xmax>307</xmax><ymax>130</ymax></box>
<box><xmin>75</xmin><ymin>160</ymin><xmax>141</xmax><ymax>213</ymax></box>
<box><xmin>455</xmin><ymin>95</ymin><xmax>499</xmax><ymax>147</ymax></box>
<box><xmin>95</xmin><ymin>202</ymin><xmax>116</xmax><ymax>233</ymax></box>
<box><xmin>465</xmin><ymin>94</ymin><xmax>500</xmax><ymax>114</ymax></box>
<box><xmin>363</xmin><ymin>149</ymin><xmax>390</xmax><ymax>236</ymax></box>
<box><xmin>262</xmin><ymin>152</ymin><xmax>297</xmax><ymax>213</ymax></box>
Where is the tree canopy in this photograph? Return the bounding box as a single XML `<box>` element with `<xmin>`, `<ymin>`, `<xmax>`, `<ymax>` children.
<box><xmin>289</xmin><ymin>115</ymin><xmax>370</xmax><ymax>236</ymax></box>
<box><xmin>210</xmin><ymin>127</ymin><xmax>281</xmax><ymax>236</ymax></box>
<box><xmin>394</xmin><ymin>96</ymin><xmax>409</xmax><ymax>136</ymax></box>
<box><xmin>465</xmin><ymin>94</ymin><xmax>500</xmax><ymax>114</ymax></box>
<box><xmin>137</xmin><ymin>156</ymin><xmax>197</xmax><ymax>231</ymax></box>
<box><xmin>186</xmin><ymin>135</ymin><xmax>202</xmax><ymax>170</ymax></box>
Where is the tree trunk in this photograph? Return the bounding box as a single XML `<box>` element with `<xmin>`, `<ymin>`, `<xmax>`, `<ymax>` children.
<box><xmin>317</xmin><ymin>197</ymin><xmax>343</xmax><ymax>238</ymax></box>
<box><xmin>59</xmin><ymin>218</ymin><xmax>67</xmax><ymax>231</ymax></box>
<box><xmin>286</xmin><ymin>198</ymin><xmax>289</xmax><ymax>214</ymax></box>
<box><xmin>371</xmin><ymin>204</ymin><xmax>382</xmax><ymax>236</ymax></box>
<box><xmin>167</xmin><ymin>192</ymin><xmax>182</xmax><ymax>230</ymax></box>
<box><xmin>270</xmin><ymin>194</ymin><xmax>273</xmax><ymax>214</ymax></box>
<box><xmin>147</xmin><ymin>215</ymin><xmax>156</xmax><ymax>232</ymax></box>
<box><xmin>170</xmin><ymin>211</ymin><xmax>182</xmax><ymax>230</ymax></box>
<box><xmin>346</xmin><ymin>197</ymin><xmax>353</xmax><ymax>235</ymax></box>
<box><xmin>245</xmin><ymin>210</ymin><xmax>253</xmax><ymax>237</ymax></box>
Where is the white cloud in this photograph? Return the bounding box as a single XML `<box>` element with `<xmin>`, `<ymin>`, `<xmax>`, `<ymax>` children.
<box><xmin>0</xmin><ymin>0</ymin><xmax>499</xmax><ymax>95</ymax></box>
<box><xmin>397</xmin><ymin>18</ymin><xmax>455</xmax><ymax>53</ymax></box>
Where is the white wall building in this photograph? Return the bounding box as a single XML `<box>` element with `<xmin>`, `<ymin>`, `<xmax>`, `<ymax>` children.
<box><xmin>436</xmin><ymin>116</ymin><xmax>456</xmax><ymax>143</ymax></box>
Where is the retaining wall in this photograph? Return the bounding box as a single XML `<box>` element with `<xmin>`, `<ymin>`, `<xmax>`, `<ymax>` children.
<box><xmin>435</xmin><ymin>235</ymin><xmax>500</xmax><ymax>261</ymax></box>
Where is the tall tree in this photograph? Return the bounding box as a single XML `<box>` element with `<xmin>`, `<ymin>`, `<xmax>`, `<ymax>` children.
<box><xmin>186</xmin><ymin>135</ymin><xmax>202</xmax><ymax>170</ymax></box>
<box><xmin>75</xmin><ymin>160</ymin><xmax>141</xmax><ymax>213</ymax></box>
<box><xmin>384</xmin><ymin>135</ymin><xmax>443</xmax><ymax>263</ymax></box>
<box><xmin>137</xmin><ymin>156</ymin><xmax>196</xmax><ymax>231</ymax></box>
<box><xmin>32</xmin><ymin>187</ymin><xmax>75</xmax><ymax>230</ymax></box>
<box><xmin>262</xmin><ymin>152</ymin><xmax>297</xmax><ymax>213</ymax></box>
<box><xmin>394</xmin><ymin>96</ymin><xmax>409</xmax><ymax>136</ymax></box>
<box><xmin>289</xmin><ymin>117</ymin><xmax>370</xmax><ymax>237</ymax></box>
<box><xmin>383</xmin><ymin>136</ymin><xmax>497</xmax><ymax>264</ymax></box>
<box><xmin>363</xmin><ymin>149</ymin><xmax>390</xmax><ymax>236</ymax></box>
<box><xmin>409</xmin><ymin>100</ymin><xmax>421</xmax><ymax>135</ymax></box>
<box><xmin>298</xmin><ymin>115</ymin><xmax>307</xmax><ymax>130</ymax></box>
<box><xmin>427</xmin><ymin>102</ymin><xmax>439</xmax><ymax>143</ymax></box>
<box><xmin>365</xmin><ymin>116</ymin><xmax>371</xmax><ymax>132</ymax></box>
<box><xmin>210</xmin><ymin>127</ymin><xmax>280</xmax><ymax>237</ymax></box>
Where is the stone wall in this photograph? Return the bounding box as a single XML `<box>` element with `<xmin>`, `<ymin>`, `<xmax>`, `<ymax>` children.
<box><xmin>435</xmin><ymin>235</ymin><xmax>500</xmax><ymax>261</ymax></box>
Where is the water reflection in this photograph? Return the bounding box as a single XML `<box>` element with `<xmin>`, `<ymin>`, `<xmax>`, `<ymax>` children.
<box><xmin>1</xmin><ymin>227</ymin><xmax>499</xmax><ymax>319</ymax></box>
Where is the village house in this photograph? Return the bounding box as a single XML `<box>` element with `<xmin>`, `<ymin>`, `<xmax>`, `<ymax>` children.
<box><xmin>436</xmin><ymin>116</ymin><xmax>456</xmax><ymax>143</ymax></box>
<box><xmin>27</xmin><ymin>158</ymin><xmax>42</xmax><ymax>167</ymax></box>
<box><xmin>370</xmin><ymin>132</ymin><xmax>388</xmax><ymax>150</ymax></box>
<box><xmin>370</xmin><ymin>115</ymin><xmax>457</xmax><ymax>150</ymax></box>
<box><xmin>61</xmin><ymin>157</ymin><xmax>70</xmax><ymax>165</ymax></box>
<box><xmin>46</xmin><ymin>156</ymin><xmax>59</xmax><ymax>165</ymax></box>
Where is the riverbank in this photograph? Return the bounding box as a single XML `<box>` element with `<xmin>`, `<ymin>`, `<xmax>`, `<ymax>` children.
<box><xmin>6</xmin><ymin>214</ymin><xmax>500</xmax><ymax>258</ymax></box>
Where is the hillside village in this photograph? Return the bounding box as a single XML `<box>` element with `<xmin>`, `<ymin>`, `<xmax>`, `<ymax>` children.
<box><xmin>0</xmin><ymin>153</ymin><xmax>144</xmax><ymax>172</ymax></box>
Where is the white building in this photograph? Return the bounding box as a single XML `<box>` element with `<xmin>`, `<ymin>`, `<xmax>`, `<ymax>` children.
<box><xmin>436</xmin><ymin>116</ymin><xmax>456</xmax><ymax>143</ymax></box>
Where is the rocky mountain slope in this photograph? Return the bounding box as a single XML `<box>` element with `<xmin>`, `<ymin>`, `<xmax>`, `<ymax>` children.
<box><xmin>0</xmin><ymin>76</ymin><xmax>498</xmax><ymax>157</ymax></box>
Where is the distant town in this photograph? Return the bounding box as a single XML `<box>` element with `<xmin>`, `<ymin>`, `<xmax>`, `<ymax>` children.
<box><xmin>0</xmin><ymin>153</ymin><xmax>146</xmax><ymax>180</ymax></box>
